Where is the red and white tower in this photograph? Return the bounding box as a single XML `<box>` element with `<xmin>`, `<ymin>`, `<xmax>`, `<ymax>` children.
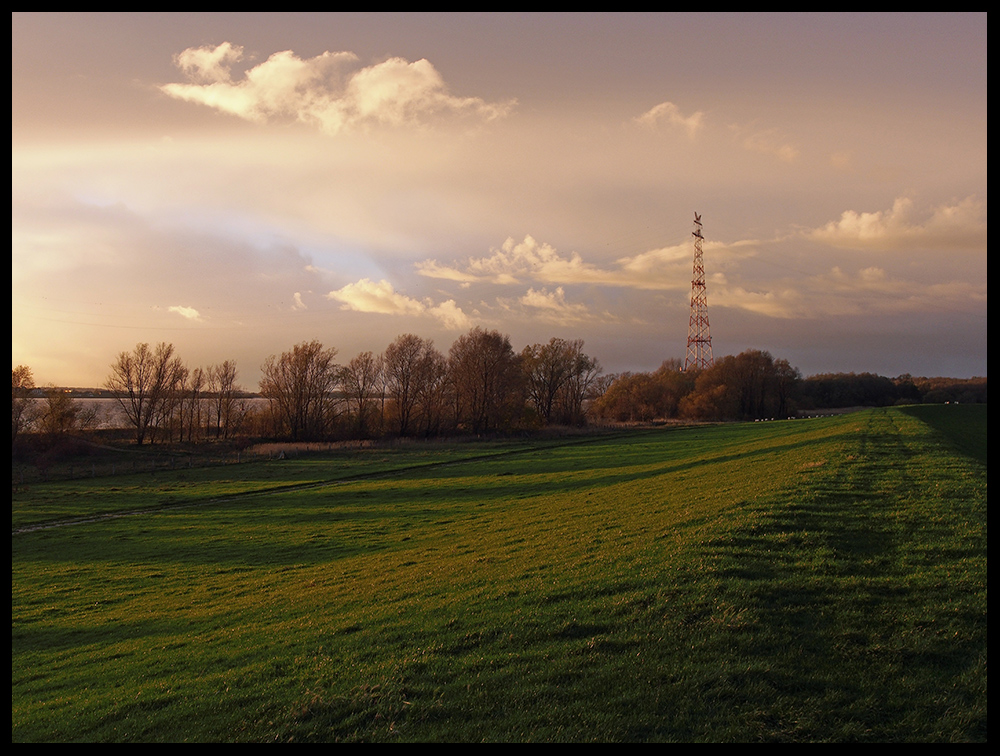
<box><xmin>684</xmin><ymin>212</ymin><xmax>714</xmax><ymax>371</ymax></box>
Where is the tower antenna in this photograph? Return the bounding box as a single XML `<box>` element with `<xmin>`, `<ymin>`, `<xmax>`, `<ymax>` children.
<box><xmin>684</xmin><ymin>212</ymin><xmax>714</xmax><ymax>371</ymax></box>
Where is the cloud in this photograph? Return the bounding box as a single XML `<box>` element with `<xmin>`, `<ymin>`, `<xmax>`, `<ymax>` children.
<box><xmin>614</xmin><ymin>242</ymin><xmax>710</xmax><ymax>287</ymax></box>
<box><xmin>635</xmin><ymin>101</ymin><xmax>704</xmax><ymax>138</ymax></box>
<box><xmin>327</xmin><ymin>278</ymin><xmax>425</xmax><ymax>316</ymax></box>
<box><xmin>173</xmin><ymin>41</ymin><xmax>245</xmax><ymax>84</ymax></box>
<box><xmin>168</xmin><ymin>305</ymin><xmax>203</xmax><ymax>321</ymax></box>
<box><xmin>712</xmin><ymin>262</ymin><xmax>985</xmax><ymax>321</ymax></box>
<box><xmin>161</xmin><ymin>43</ymin><xmax>515</xmax><ymax>134</ymax></box>
<box><xmin>417</xmin><ymin>235</ymin><xmax>606</xmax><ymax>285</ymax></box>
<box><xmin>426</xmin><ymin>299</ymin><xmax>471</xmax><ymax>330</ymax></box>
<box><xmin>418</xmin><ymin>235</ymin><xmax>756</xmax><ymax>292</ymax></box>
<box><xmin>711</xmin><ymin>285</ymin><xmax>802</xmax><ymax>319</ymax></box>
<box><xmin>808</xmin><ymin>196</ymin><xmax>987</xmax><ymax>250</ymax></box>
<box><xmin>801</xmin><ymin>265</ymin><xmax>984</xmax><ymax>316</ymax></box>
<box><xmin>326</xmin><ymin>278</ymin><xmax>470</xmax><ymax>329</ymax></box>
<box><xmin>518</xmin><ymin>286</ymin><xmax>591</xmax><ymax>324</ymax></box>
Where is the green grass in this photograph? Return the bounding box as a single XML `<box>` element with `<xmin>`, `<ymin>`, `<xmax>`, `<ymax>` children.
<box><xmin>11</xmin><ymin>407</ymin><xmax>987</xmax><ymax>742</ymax></box>
<box><xmin>898</xmin><ymin>402</ymin><xmax>987</xmax><ymax>465</ymax></box>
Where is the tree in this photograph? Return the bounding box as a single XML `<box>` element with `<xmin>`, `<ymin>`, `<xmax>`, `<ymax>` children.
<box><xmin>680</xmin><ymin>349</ymin><xmax>801</xmax><ymax>421</ymax></box>
<box><xmin>651</xmin><ymin>359</ymin><xmax>697</xmax><ymax>419</ymax></box>
<box><xmin>521</xmin><ymin>338</ymin><xmax>602</xmax><ymax>426</ymax></box>
<box><xmin>105</xmin><ymin>342</ymin><xmax>186</xmax><ymax>445</ymax></box>
<box><xmin>448</xmin><ymin>327</ymin><xmax>524</xmax><ymax>434</ymax></box>
<box><xmin>382</xmin><ymin>334</ymin><xmax>431</xmax><ymax>437</ymax></box>
<box><xmin>340</xmin><ymin>351</ymin><xmax>382</xmax><ymax>438</ymax></box>
<box><xmin>38</xmin><ymin>387</ymin><xmax>81</xmax><ymax>437</ymax></box>
<box><xmin>159</xmin><ymin>362</ymin><xmax>190</xmax><ymax>443</ymax></box>
<box><xmin>591</xmin><ymin>371</ymin><xmax>661</xmax><ymax>422</ymax></box>
<box><xmin>680</xmin><ymin>354</ymin><xmax>746</xmax><ymax>421</ymax></box>
<box><xmin>189</xmin><ymin>367</ymin><xmax>206</xmax><ymax>442</ymax></box>
<box><xmin>12</xmin><ymin>365</ymin><xmax>36</xmax><ymax>446</ymax></box>
<box><xmin>772</xmin><ymin>358</ymin><xmax>802</xmax><ymax>417</ymax></box>
<box><xmin>259</xmin><ymin>340</ymin><xmax>339</xmax><ymax>441</ymax></box>
<box><xmin>413</xmin><ymin>345</ymin><xmax>450</xmax><ymax>437</ymax></box>
<box><xmin>800</xmin><ymin>371</ymin><xmax>899</xmax><ymax>409</ymax></box>
<box><xmin>589</xmin><ymin>360</ymin><xmax>692</xmax><ymax>423</ymax></box>
<box><xmin>207</xmin><ymin>360</ymin><xmax>243</xmax><ymax>439</ymax></box>
<box><xmin>558</xmin><ymin>341</ymin><xmax>601</xmax><ymax>426</ymax></box>
<box><xmin>729</xmin><ymin>349</ymin><xmax>775</xmax><ymax>420</ymax></box>
<box><xmin>521</xmin><ymin>338</ymin><xmax>575</xmax><ymax>425</ymax></box>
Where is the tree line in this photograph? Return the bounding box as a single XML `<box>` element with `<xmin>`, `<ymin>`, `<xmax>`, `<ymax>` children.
<box><xmin>12</xmin><ymin>332</ymin><xmax>986</xmax><ymax>450</ymax></box>
<box><xmin>254</xmin><ymin>329</ymin><xmax>601</xmax><ymax>443</ymax></box>
<box><xmin>13</xmin><ymin>348</ymin><xmax>249</xmax><ymax>449</ymax></box>
<box><xmin>12</xmin><ymin>327</ymin><xmax>601</xmax><ymax>447</ymax></box>
<box><xmin>589</xmin><ymin>351</ymin><xmax>986</xmax><ymax>424</ymax></box>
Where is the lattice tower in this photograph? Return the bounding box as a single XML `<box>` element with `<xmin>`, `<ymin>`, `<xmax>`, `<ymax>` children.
<box><xmin>684</xmin><ymin>212</ymin><xmax>714</xmax><ymax>371</ymax></box>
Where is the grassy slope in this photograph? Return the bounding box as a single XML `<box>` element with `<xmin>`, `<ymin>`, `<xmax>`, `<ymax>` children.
<box><xmin>11</xmin><ymin>407</ymin><xmax>986</xmax><ymax>742</ymax></box>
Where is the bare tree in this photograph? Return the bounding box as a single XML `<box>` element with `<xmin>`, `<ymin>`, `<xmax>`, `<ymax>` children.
<box><xmin>382</xmin><ymin>334</ymin><xmax>433</xmax><ymax>437</ymax></box>
<box><xmin>105</xmin><ymin>342</ymin><xmax>186</xmax><ymax>445</ymax></box>
<box><xmin>12</xmin><ymin>365</ymin><xmax>36</xmax><ymax>446</ymax></box>
<box><xmin>259</xmin><ymin>340</ymin><xmax>340</xmax><ymax>441</ymax></box>
<box><xmin>159</xmin><ymin>362</ymin><xmax>190</xmax><ymax>443</ymax></box>
<box><xmin>38</xmin><ymin>387</ymin><xmax>81</xmax><ymax>437</ymax></box>
<box><xmin>448</xmin><ymin>327</ymin><xmax>524</xmax><ymax>434</ymax></box>
<box><xmin>192</xmin><ymin>366</ymin><xmax>207</xmax><ymax>441</ymax></box>
<box><xmin>340</xmin><ymin>351</ymin><xmax>382</xmax><ymax>439</ymax></box>
<box><xmin>521</xmin><ymin>339</ymin><xmax>575</xmax><ymax>425</ymax></box>
<box><xmin>207</xmin><ymin>360</ymin><xmax>243</xmax><ymax>440</ymax></box>
<box><xmin>177</xmin><ymin>366</ymin><xmax>206</xmax><ymax>443</ymax></box>
<box><xmin>414</xmin><ymin>345</ymin><xmax>450</xmax><ymax>437</ymax></box>
<box><xmin>559</xmin><ymin>341</ymin><xmax>601</xmax><ymax>426</ymax></box>
<box><xmin>521</xmin><ymin>338</ymin><xmax>600</xmax><ymax>426</ymax></box>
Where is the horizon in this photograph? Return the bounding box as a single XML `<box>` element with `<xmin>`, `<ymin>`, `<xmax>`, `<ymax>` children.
<box><xmin>12</xmin><ymin>13</ymin><xmax>987</xmax><ymax>387</ymax></box>
<box><xmin>17</xmin><ymin>354</ymin><xmax>992</xmax><ymax>394</ymax></box>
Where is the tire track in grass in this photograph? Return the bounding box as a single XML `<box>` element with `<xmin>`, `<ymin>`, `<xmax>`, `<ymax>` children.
<box><xmin>12</xmin><ymin>431</ymin><xmax>662</xmax><ymax>535</ymax></box>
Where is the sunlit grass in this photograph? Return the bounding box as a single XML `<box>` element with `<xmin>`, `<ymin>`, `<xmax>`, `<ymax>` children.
<box><xmin>12</xmin><ymin>408</ymin><xmax>986</xmax><ymax>741</ymax></box>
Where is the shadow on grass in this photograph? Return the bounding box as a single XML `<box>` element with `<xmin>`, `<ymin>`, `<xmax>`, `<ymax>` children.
<box><xmin>898</xmin><ymin>403</ymin><xmax>986</xmax><ymax>465</ymax></box>
<box><xmin>13</xmin><ymin>423</ymin><xmax>856</xmax><ymax>571</ymax></box>
<box><xmin>693</xmin><ymin>409</ymin><xmax>987</xmax><ymax>741</ymax></box>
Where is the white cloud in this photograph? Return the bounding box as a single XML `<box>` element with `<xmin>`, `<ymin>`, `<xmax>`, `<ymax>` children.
<box><xmin>614</xmin><ymin>242</ymin><xmax>703</xmax><ymax>287</ymax></box>
<box><xmin>417</xmin><ymin>235</ymin><xmax>604</xmax><ymax>285</ymax></box>
<box><xmin>426</xmin><ymin>299</ymin><xmax>471</xmax><ymax>330</ymax></box>
<box><xmin>518</xmin><ymin>286</ymin><xmax>591</xmax><ymax>324</ymax></box>
<box><xmin>327</xmin><ymin>278</ymin><xmax>425</xmax><ymax>316</ymax></box>
<box><xmin>808</xmin><ymin>196</ymin><xmax>987</xmax><ymax>250</ymax></box>
<box><xmin>418</xmin><ymin>235</ymin><xmax>756</xmax><ymax>292</ymax></box>
<box><xmin>417</xmin><ymin>234</ymin><xmax>647</xmax><ymax>288</ymax></box>
<box><xmin>161</xmin><ymin>43</ymin><xmax>515</xmax><ymax>135</ymax></box>
<box><xmin>168</xmin><ymin>305</ymin><xmax>203</xmax><ymax>321</ymax></box>
<box><xmin>635</xmin><ymin>101</ymin><xmax>704</xmax><ymax>138</ymax></box>
<box><xmin>173</xmin><ymin>41</ymin><xmax>245</xmax><ymax>84</ymax></box>
<box><xmin>326</xmin><ymin>278</ymin><xmax>470</xmax><ymax>329</ymax></box>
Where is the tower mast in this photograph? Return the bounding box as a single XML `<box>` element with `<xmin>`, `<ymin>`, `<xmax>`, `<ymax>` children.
<box><xmin>684</xmin><ymin>212</ymin><xmax>714</xmax><ymax>371</ymax></box>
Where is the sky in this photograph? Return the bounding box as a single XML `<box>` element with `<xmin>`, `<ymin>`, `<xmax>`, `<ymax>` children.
<box><xmin>12</xmin><ymin>12</ymin><xmax>988</xmax><ymax>388</ymax></box>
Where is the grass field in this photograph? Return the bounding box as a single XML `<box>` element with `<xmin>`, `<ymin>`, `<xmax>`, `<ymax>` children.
<box><xmin>11</xmin><ymin>406</ymin><xmax>986</xmax><ymax>742</ymax></box>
